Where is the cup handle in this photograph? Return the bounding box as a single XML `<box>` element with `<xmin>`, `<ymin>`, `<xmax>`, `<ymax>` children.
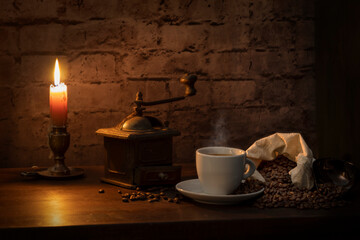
<box><xmin>242</xmin><ymin>158</ymin><xmax>256</xmax><ymax>179</ymax></box>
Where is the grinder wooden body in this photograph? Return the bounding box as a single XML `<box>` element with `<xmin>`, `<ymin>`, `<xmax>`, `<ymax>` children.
<box><xmin>96</xmin><ymin>121</ymin><xmax>181</xmax><ymax>188</ymax></box>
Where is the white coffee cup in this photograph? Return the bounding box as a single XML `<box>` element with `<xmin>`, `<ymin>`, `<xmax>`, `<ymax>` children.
<box><xmin>196</xmin><ymin>146</ymin><xmax>256</xmax><ymax>195</ymax></box>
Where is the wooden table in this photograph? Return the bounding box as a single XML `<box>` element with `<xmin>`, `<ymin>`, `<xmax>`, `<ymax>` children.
<box><xmin>0</xmin><ymin>166</ymin><xmax>359</xmax><ymax>240</ymax></box>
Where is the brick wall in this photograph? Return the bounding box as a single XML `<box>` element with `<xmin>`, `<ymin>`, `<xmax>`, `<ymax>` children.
<box><xmin>0</xmin><ymin>0</ymin><xmax>316</xmax><ymax>167</ymax></box>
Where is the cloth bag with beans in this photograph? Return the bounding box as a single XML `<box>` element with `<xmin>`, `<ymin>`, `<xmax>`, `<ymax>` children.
<box><xmin>246</xmin><ymin>132</ymin><xmax>315</xmax><ymax>189</ymax></box>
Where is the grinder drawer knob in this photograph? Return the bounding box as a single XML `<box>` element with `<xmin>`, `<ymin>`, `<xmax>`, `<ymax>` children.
<box><xmin>158</xmin><ymin>172</ymin><xmax>169</xmax><ymax>180</ymax></box>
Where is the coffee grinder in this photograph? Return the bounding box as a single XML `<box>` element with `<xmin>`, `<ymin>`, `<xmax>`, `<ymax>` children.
<box><xmin>96</xmin><ymin>74</ymin><xmax>197</xmax><ymax>188</ymax></box>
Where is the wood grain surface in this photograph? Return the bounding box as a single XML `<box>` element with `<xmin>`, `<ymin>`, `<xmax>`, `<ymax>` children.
<box><xmin>0</xmin><ymin>165</ymin><xmax>359</xmax><ymax>240</ymax></box>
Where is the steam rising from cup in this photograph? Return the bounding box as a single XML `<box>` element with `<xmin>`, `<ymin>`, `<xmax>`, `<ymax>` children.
<box><xmin>208</xmin><ymin>112</ymin><xmax>230</xmax><ymax>146</ymax></box>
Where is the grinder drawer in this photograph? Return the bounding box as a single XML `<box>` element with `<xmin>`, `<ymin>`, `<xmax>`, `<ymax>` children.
<box><xmin>134</xmin><ymin>166</ymin><xmax>181</xmax><ymax>186</ymax></box>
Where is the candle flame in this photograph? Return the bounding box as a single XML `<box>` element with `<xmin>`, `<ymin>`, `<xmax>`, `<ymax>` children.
<box><xmin>54</xmin><ymin>58</ymin><xmax>60</xmax><ymax>86</ymax></box>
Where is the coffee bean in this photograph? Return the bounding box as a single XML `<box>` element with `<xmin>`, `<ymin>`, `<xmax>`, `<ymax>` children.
<box><xmin>98</xmin><ymin>189</ymin><xmax>105</xmax><ymax>193</ymax></box>
<box><xmin>111</xmin><ymin>186</ymin><xmax>182</xmax><ymax>204</ymax></box>
<box><xmin>138</xmin><ymin>194</ymin><xmax>146</xmax><ymax>200</ymax></box>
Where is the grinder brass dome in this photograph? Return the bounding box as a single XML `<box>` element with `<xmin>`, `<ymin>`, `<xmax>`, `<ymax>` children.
<box><xmin>120</xmin><ymin>116</ymin><xmax>153</xmax><ymax>131</ymax></box>
<box><xmin>118</xmin><ymin>116</ymin><xmax>165</xmax><ymax>132</ymax></box>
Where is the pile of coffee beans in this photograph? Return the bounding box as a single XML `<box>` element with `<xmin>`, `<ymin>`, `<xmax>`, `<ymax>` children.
<box><xmin>99</xmin><ymin>186</ymin><xmax>182</xmax><ymax>204</ymax></box>
<box><xmin>252</xmin><ymin>156</ymin><xmax>347</xmax><ymax>209</ymax></box>
<box><xmin>233</xmin><ymin>178</ymin><xmax>265</xmax><ymax>194</ymax></box>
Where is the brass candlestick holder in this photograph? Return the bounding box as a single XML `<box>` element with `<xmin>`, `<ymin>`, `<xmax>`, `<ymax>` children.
<box><xmin>37</xmin><ymin>126</ymin><xmax>84</xmax><ymax>178</ymax></box>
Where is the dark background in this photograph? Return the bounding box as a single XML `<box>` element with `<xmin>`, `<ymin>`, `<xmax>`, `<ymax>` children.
<box><xmin>316</xmin><ymin>0</ymin><xmax>360</xmax><ymax>167</ymax></box>
<box><xmin>0</xmin><ymin>0</ymin><xmax>358</xmax><ymax>168</ymax></box>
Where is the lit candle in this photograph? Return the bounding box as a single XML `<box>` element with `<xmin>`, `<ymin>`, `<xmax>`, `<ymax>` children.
<box><xmin>50</xmin><ymin>58</ymin><xmax>68</xmax><ymax>126</ymax></box>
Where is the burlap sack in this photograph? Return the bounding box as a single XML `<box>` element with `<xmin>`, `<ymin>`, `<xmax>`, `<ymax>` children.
<box><xmin>246</xmin><ymin>133</ymin><xmax>315</xmax><ymax>189</ymax></box>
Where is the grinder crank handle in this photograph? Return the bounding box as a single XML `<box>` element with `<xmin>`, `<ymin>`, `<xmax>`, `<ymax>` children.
<box><xmin>136</xmin><ymin>74</ymin><xmax>197</xmax><ymax>107</ymax></box>
<box><xmin>180</xmin><ymin>74</ymin><xmax>197</xmax><ymax>97</ymax></box>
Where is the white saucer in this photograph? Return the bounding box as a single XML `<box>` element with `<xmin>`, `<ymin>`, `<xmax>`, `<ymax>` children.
<box><xmin>176</xmin><ymin>179</ymin><xmax>264</xmax><ymax>205</ymax></box>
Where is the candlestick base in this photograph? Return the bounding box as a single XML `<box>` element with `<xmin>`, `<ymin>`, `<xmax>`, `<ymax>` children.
<box><xmin>38</xmin><ymin>167</ymin><xmax>84</xmax><ymax>179</ymax></box>
<box><xmin>40</xmin><ymin>125</ymin><xmax>84</xmax><ymax>179</ymax></box>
